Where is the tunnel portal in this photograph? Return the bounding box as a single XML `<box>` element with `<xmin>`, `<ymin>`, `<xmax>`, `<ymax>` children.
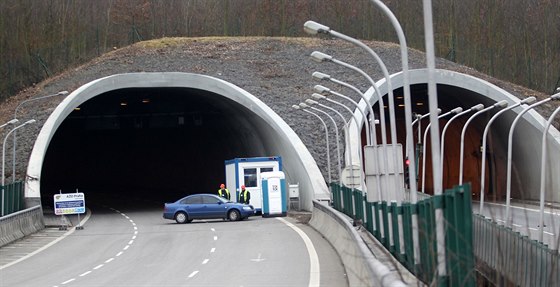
<box><xmin>40</xmin><ymin>87</ymin><xmax>265</xmax><ymax>206</ymax></box>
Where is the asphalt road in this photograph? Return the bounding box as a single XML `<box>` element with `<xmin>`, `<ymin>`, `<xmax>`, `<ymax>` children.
<box><xmin>0</xmin><ymin>201</ymin><xmax>348</xmax><ymax>287</ymax></box>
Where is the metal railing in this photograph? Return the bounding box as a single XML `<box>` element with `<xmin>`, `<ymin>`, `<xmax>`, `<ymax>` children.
<box><xmin>1</xmin><ymin>181</ymin><xmax>24</xmax><ymax>216</ymax></box>
<box><xmin>473</xmin><ymin>214</ymin><xmax>559</xmax><ymax>286</ymax></box>
<box><xmin>332</xmin><ymin>182</ymin><xmax>476</xmax><ymax>286</ymax></box>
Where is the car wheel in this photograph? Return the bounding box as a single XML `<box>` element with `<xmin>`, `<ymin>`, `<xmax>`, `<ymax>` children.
<box><xmin>228</xmin><ymin>210</ymin><xmax>241</xmax><ymax>221</ymax></box>
<box><xmin>175</xmin><ymin>211</ymin><xmax>189</xmax><ymax>224</ymax></box>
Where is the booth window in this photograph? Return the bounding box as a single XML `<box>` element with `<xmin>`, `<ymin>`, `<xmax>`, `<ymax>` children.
<box><xmin>244</xmin><ymin>168</ymin><xmax>257</xmax><ymax>187</ymax></box>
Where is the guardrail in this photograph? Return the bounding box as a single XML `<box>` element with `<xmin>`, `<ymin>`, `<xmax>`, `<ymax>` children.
<box><xmin>0</xmin><ymin>205</ymin><xmax>44</xmax><ymax>247</ymax></box>
<box><xmin>473</xmin><ymin>214</ymin><xmax>559</xmax><ymax>286</ymax></box>
<box><xmin>331</xmin><ymin>182</ymin><xmax>476</xmax><ymax>286</ymax></box>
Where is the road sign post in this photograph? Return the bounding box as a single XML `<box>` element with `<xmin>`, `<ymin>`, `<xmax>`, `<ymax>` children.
<box><xmin>53</xmin><ymin>192</ymin><xmax>85</xmax><ymax>230</ymax></box>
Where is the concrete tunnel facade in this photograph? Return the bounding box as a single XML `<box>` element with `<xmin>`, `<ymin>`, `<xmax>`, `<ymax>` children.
<box><xmin>25</xmin><ymin>72</ymin><xmax>330</xmax><ymax>211</ymax></box>
<box><xmin>24</xmin><ymin>69</ymin><xmax>560</xmax><ymax>211</ymax></box>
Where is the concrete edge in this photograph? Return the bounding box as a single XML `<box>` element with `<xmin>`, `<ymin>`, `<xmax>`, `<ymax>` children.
<box><xmin>309</xmin><ymin>200</ymin><xmax>416</xmax><ymax>287</ymax></box>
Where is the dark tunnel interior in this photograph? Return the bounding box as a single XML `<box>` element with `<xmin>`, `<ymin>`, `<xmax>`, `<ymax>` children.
<box><xmin>40</xmin><ymin>87</ymin><xmax>264</xmax><ymax>208</ymax></box>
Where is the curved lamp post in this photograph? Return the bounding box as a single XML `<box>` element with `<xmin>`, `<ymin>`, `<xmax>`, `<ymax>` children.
<box><xmin>310</xmin><ymin>54</ymin><xmax>378</xmax><ymax>147</ymax></box>
<box><xmin>459</xmin><ymin>101</ymin><xmax>508</xmax><ymax>185</ymax></box>
<box><xmin>478</xmin><ymin>96</ymin><xmax>536</xmax><ymax>214</ymax></box>
<box><xmin>505</xmin><ymin>93</ymin><xmax>560</xmax><ymax>226</ymax></box>
<box><xmin>538</xmin><ymin>104</ymin><xmax>560</xmax><ymax>242</ymax></box>
<box><xmin>13</xmin><ymin>91</ymin><xmax>67</xmax><ymax>182</ymax></box>
<box><xmin>440</xmin><ymin>104</ymin><xmax>483</xmax><ymax>179</ymax></box>
<box><xmin>293</xmin><ymin>104</ymin><xmax>332</xmax><ymax>184</ymax></box>
<box><xmin>2</xmin><ymin>119</ymin><xmax>36</xmax><ymax>216</ymax></box>
<box><xmin>421</xmin><ymin>107</ymin><xmax>462</xmax><ymax>193</ymax></box>
<box><xmin>305</xmin><ymin>99</ymin><xmax>342</xmax><ymax>183</ymax></box>
<box><xmin>311</xmin><ymin>93</ymin><xmax>367</xmax><ymax>194</ymax></box>
<box><xmin>305</xmin><ymin>24</ymin><xmax>401</xmax><ymax>200</ymax></box>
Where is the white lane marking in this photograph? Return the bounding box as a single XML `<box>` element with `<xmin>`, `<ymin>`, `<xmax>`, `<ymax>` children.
<box><xmin>277</xmin><ymin>217</ymin><xmax>320</xmax><ymax>287</ymax></box>
<box><xmin>116</xmin><ymin>251</ymin><xmax>124</xmax><ymax>257</ymax></box>
<box><xmin>93</xmin><ymin>264</ymin><xmax>104</xmax><ymax>270</ymax></box>
<box><xmin>123</xmin><ymin>245</ymin><xmax>130</xmax><ymax>250</ymax></box>
<box><xmin>250</xmin><ymin>253</ymin><xmax>265</xmax><ymax>262</ymax></box>
<box><xmin>211</xmin><ymin>228</ymin><xmax>215</xmax><ymax>232</ymax></box>
<box><xmin>134</xmin><ymin>226</ymin><xmax>138</xmax><ymax>230</ymax></box>
<box><xmin>188</xmin><ymin>271</ymin><xmax>199</xmax><ymax>278</ymax></box>
<box><xmin>79</xmin><ymin>271</ymin><xmax>91</xmax><ymax>277</ymax></box>
<box><xmin>132</xmin><ymin>235</ymin><xmax>137</xmax><ymax>240</ymax></box>
<box><xmin>128</xmin><ymin>240</ymin><xmax>134</xmax><ymax>245</ymax></box>
<box><xmin>202</xmin><ymin>259</ymin><xmax>209</xmax><ymax>265</ymax></box>
<box><xmin>105</xmin><ymin>258</ymin><xmax>114</xmax><ymax>263</ymax></box>
<box><xmin>210</xmin><ymin>248</ymin><xmax>215</xmax><ymax>253</ymax></box>
<box><xmin>0</xmin><ymin>210</ymin><xmax>92</xmax><ymax>270</ymax></box>
<box><xmin>61</xmin><ymin>278</ymin><xmax>75</xmax><ymax>284</ymax></box>
<box><xmin>213</xmin><ymin>236</ymin><xmax>218</xmax><ymax>241</ymax></box>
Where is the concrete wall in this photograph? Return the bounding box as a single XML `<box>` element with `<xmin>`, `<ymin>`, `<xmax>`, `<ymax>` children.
<box><xmin>0</xmin><ymin>206</ymin><xmax>44</xmax><ymax>247</ymax></box>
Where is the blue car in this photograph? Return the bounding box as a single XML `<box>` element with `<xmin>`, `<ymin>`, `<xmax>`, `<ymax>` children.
<box><xmin>163</xmin><ymin>193</ymin><xmax>255</xmax><ymax>223</ymax></box>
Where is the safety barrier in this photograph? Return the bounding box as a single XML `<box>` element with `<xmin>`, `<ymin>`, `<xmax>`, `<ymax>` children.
<box><xmin>0</xmin><ymin>205</ymin><xmax>44</xmax><ymax>247</ymax></box>
<box><xmin>331</xmin><ymin>182</ymin><xmax>476</xmax><ymax>286</ymax></box>
<box><xmin>1</xmin><ymin>181</ymin><xmax>25</xmax><ymax>216</ymax></box>
<box><xmin>473</xmin><ymin>214</ymin><xmax>559</xmax><ymax>286</ymax></box>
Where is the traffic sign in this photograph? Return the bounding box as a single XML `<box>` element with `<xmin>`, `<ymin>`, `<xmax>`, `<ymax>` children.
<box><xmin>54</xmin><ymin>193</ymin><xmax>85</xmax><ymax>215</ymax></box>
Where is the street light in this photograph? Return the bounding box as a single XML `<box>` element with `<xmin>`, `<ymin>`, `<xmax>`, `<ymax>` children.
<box><xmin>313</xmin><ymin>71</ymin><xmax>402</xmax><ymax>200</ymax></box>
<box><xmin>293</xmin><ymin>104</ymin><xmax>332</xmax><ymax>184</ymax></box>
<box><xmin>13</xmin><ymin>90</ymin><xmax>68</xmax><ymax>182</ymax></box>
<box><xmin>478</xmin><ymin>96</ymin><xmax>536</xmax><ymax>214</ymax></box>
<box><xmin>305</xmin><ymin>99</ymin><xmax>342</xmax><ymax>183</ymax></box>
<box><xmin>1</xmin><ymin>119</ymin><xmax>35</xmax><ymax>216</ymax></box>
<box><xmin>538</xmin><ymin>103</ymin><xmax>560</xmax><ymax>242</ymax></box>
<box><xmin>459</xmin><ymin>100</ymin><xmax>508</xmax><ymax>185</ymax></box>
<box><xmin>304</xmin><ymin>24</ymin><xmax>402</xmax><ymax>200</ymax></box>
<box><xmin>505</xmin><ymin>93</ymin><xmax>560</xmax><ymax>226</ymax></box>
<box><xmin>440</xmin><ymin>104</ymin><xmax>483</xmax><ymax>179</ymax></box>
<box><xmin>0</xmin><ymin>119</ymin><xmax>19</xmax><ymax>129</ymax></box>
<box><xmin>311</xmin><ymin>93</ymin><xmax>368</xmax><ymax>195</ymax></box>
<box><xmin>421</xmin><ymin>107</ymin><xmax>462</xmax><ymax>193</ymax></box>
<box><xmin>313</xmin><ymin>87</ymin><xmax>376</xmax><ymax>197</ymax></box>
<box><xmin>310</xmin><ymin>55</ymin><xmax>378</xmax><ymax>147</ymax></box>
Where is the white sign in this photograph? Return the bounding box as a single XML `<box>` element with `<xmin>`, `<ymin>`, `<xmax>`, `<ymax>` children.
<box><xmin>54</xmin><ymin>193</ymin><xmax>85</xmax><ymax>215</ymax></box>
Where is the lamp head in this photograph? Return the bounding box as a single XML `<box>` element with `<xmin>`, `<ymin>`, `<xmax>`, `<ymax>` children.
<box><xmin>58</xmin><ymin>91</ymin><xmax>69</xmax><ymax>96</ymax></box>
<box><xmin>494</xmin><ymin>100</ymin><xmax>508</xmax><ymax>108</ymax></box>
<box><xmin>303</xmin><ymin>21</ymin><xmax>330</xmax><ymax>35</ymax></box>
<box><xmin>451</xmin><ymin>107</ymin><xmax>463</xmax><ymax>114</ymax></box>
<box><xmin>8</xmin><ymin>119</ymin><xmax>18</xmax><ymax>124</ymax></box>
<box><xmin>522</xmin><ymin>96</ymin><xmax>536</xmax><ymax>104</ymax></box>
<box><xmin>314</xmin><ymin>85</ymin><xmax>331</xmax><ymax>94</ymax></box>
<box><xmin>551</xmin><ymin>93</ymin><xmax>560</xmax><ymax>100</ymax></box>
<box><xmin>305</xmin><ymin>99</ymin><xmax>318</xmax><ymax>105</ymax></box>
<box><xmin>310</xmin><ymin>51</ymin><xmax>332</xmax><ymax>63</ymax></box>
<box><xmin>299</xmin><ymin>103</ymin><xmax>309</xmax><ymax>108</ymax></box>
<box><xmin>312</xmin><ymin>93</ymin><xmax>326</xmax><ymax>100</ymax></box>
<box><xmin>25</xmin><ymin>119</ymin><xmax>36</xmax><ymax>124</ymax></box>
<box><xmin>471</xmin><ymin>104</ymin><xmax>484</xmax><ymax>111</ymax></box>
<box><xmin>312</xmin><ymin>71</ymin><xmax>331</xmax><ymax>81</ymax></box>
<box><xmin>292</xmin><ymin>105</ymin><xmax>300</xmax><ymax>110</ymax></box>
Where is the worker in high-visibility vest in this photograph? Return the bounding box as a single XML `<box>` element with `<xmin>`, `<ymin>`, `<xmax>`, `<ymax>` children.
<box><xmin>218</xmin><ymin>184</ymin><xmax>230</xmax><ymax>200</ymax></box>
<box><xmin>238</xmin><ymin>185</ymin><xmax>251</xmax><ymax>204</ymax></box>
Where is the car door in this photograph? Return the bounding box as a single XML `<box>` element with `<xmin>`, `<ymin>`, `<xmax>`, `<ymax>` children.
<box><xmin>201</xmin><ymin>195</ymin><xmax>227</xmax><ymax>219</ymax></box>
<box><xmin>182</xmin><ymin>195</ymin><xmax>203</xmax><ymax>219</ymax></box>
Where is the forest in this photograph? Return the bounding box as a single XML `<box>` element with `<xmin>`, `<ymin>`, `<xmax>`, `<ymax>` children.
<box><xmin>1</xmin><ymin>0</ymin><xmax>559</xmax><ymax>100</ymax></box>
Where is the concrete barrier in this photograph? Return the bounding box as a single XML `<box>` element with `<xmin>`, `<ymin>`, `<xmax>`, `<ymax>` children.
<box><xmin>0</xmin><ymin>206</ymin><xmax>44</xmax><ymax>247</ymax></box>
<box><xmin>309</xmin><ymin>200</ymin><xmax>413</xmax><ymax>287</ymax></box>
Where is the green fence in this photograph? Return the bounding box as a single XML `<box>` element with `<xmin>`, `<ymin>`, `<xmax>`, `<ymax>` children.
<box><xmin>1</xmin><ymin>181</ymin><xmax>25</xmax><ymax>216</ymax></box>
<box><xmin>331</xmin><ymin>182</ymin><xmax>476</xmax><ymax>287</ymax></box>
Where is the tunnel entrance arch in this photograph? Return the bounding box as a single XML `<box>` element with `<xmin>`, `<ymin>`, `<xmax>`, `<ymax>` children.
<box><xmin>25</xmin><ymin>72</ymin><xmax>329</xmax><ymax>210</ymax></box>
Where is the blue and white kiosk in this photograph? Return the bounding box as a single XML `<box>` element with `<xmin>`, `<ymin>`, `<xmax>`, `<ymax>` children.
<box><xmin>224</xmin><ymin>156</ymin><xmax>282</xmax><ymax>214</ymax></box>
<box><xmin>261</xmin><ymin>171</ymin><xmax>287</xmax><ymax>217</ymax></box>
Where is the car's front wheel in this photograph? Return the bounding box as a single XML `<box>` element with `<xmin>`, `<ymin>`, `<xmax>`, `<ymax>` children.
<box><xmin>228</xmin><ymin>209</ymin><xmax>240</xmax><ymax>221</ymax></box>
<box><xmin>175</xmin><ymin>211</ymin><xmax>190</xmax><ymax>224</ymax></box>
